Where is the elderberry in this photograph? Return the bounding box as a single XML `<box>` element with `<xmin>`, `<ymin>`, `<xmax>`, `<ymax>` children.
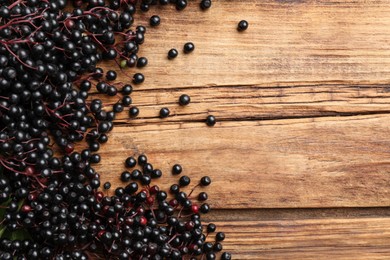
<box><xmin>184</xmin><ymin>42</ymin><xmax>195</xmax><ymax>53</ymax></box>
<box><xmin>238</xmin><ymin>20</ymin><xmax>249</xmax><ymax>31</ymax></box>
<box><xmin>168</xmin><ymin>48</ymin><xmax>178</xmax><ymax>59</ymax></box>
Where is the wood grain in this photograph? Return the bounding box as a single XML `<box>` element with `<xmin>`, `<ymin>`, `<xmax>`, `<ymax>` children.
<box><xmin>91</xmin><ymin>0</ymin><xmax>390</xmax><ymax>258</ymax></box>
<box><xmin>96</xmin><ymin>114</ymin><xmax>390</xmax><ymax>209</ymax></box>
<box><xmin>94</xmin><ymin>83</ymin><xmax>390</xmax><ymax>124</ymax></box>
<box><xmin>210</xmin><ymin>217</ymin><xmax>390</xmax><ymax>259</ymax></box>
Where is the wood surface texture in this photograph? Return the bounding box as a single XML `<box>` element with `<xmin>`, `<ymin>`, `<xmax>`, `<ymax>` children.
<box><xmin>95</xmin><ymin>0</ymin><xmax>390</xmax><ymax>258</ymax></box>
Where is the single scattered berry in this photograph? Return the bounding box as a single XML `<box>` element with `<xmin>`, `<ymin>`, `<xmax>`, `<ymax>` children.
<box><xmin>136</xmin><ymin>57</ymin><xmax>148</xmax><ymax>68</ymax></box>
<box><xmin>206</xmin><ymin>115</ymin><xmax>216</xmax><ymax>126</ymax></box>
<box><xmin>179</xmin><ymin>94</ymin><xmax>191</xmax><ymax>106</ymax></box>
<box><xmin>207</xmin><ymin>223</ymin><xmax>216</xmax><ymax>233</ymax></box>
<box><xmin>150</xmin><ymin>15</ymin><xmax>161</xmax><ymax>27</ymax></box>
<box><xmin>172</xmin><ymin>164</ymin><xmax>183</xmax><ymax>175</ymax></box>
<box><xmin>103</xmin><ymin>182</ymin><xmax>111</xmax><ymax>190</ymax></box>
<box><xmin>200</xmin><ymin>0</ymin><xmax>212</xmax><ymax>10</ymax></box>
<box><xmin>129</xmin><ymin>107</ymin><xmax>140</xmax><ymax>118</ymax></box>
<box><xmin>168</xmin><ymin>48</ymin><xmax>178</xmax><ymax>59</ymax></box>
<box><xmin>200</xmin><ymin>203</ymin><xmax>210</xmax><ymax>213</ymax></box>
<box><xmin>238</xmin><ymin>20</ymin><xmax>249</xmax><ymax>31</ymax></box>
<box><xmin>159</xmin><ymin>107</ymin><xmax>170</xmax><ymax>118</ymax></box>
<box><xmin>216</xmin><ymin>232</ymin><xmax>225</xmax><ymax>242</ymax></box>
<box><xmin>133</xmin><ymin>73</ymin><xmax>145</xmax><ymax>84</ymax></box>
<box><xmin>200</xmin><ymin>176</ymin><xmax>212</xmax><ymax>186</ymax></box>
<box><xmin>183</xmin><ymin>42</ymin><xmax>195</xmax><ymax>53</ymax></box>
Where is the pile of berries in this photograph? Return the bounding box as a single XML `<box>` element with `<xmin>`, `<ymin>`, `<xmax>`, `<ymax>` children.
<box><xmin>0</xmin><ymin>0</ymin><xmax>232</xmax><ymax>259</ymax></box>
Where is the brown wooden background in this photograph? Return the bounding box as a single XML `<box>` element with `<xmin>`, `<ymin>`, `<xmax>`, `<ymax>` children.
<box><xmin>96</xmin><ymin>0</ymin><xmax>390</xmax><ymax>258</ymax></box>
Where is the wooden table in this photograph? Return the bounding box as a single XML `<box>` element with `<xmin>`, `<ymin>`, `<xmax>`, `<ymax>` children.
<box><xmin>97</xmin><ymin>1</ymin><xmax>390</xmax><ymax>258</ymax></box>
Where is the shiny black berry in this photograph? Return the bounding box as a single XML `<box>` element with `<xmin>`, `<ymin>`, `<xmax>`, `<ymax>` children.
<box><xmin>159</xmin><ymin>107</ymin><xmax>170</xmax><ymax>118</ymax></box>
<box><xmin>237</xmin><ymin>20</ymin><xmax>249</xmax><ymax>31</ymax></box>
<box><xmin>206</xmin><ymin>115</ymin><xmax>216</xmax><ymax>126</ymax></box>
<box><xmin>133</xmin><ymin>73</ymin><xmax>145</xmax><ymax>84</ymax></box>
<box><xmin>183</xmin><ymin>42</ymin><xmax>195</xmax><ymax>54</ymax></box>
<box><xmin>150</xmin><ymin>15</ymin><xmax>161</xmax><ymax>27</ymax></box>
<box><xmin>179</xmin><ymin>94</ymin><xmax>191</xmax><ymax>106</ymax></box>
<box><xmin>168</xmin><ymin>48</ymin><xmax>178</xmax><ymax>59</ymax></box>
<box><xmin>200</xmin><ymin>0</ymin><xmax>212</xmax><ymax>10</ymax></box>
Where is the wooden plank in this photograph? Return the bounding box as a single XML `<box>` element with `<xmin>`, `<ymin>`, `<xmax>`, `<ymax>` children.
<box><xmin>93</xmin><ymin>114</ymin><xmax>390</xmax><ymax>209</ymax></box>
<box><xmin>100</xmin><ymin>0</ymin><xmax>390</xmax><ymax>89</ymax></box>
<box><xmin>94</xmin><ymin>83</ymin><xmax>390</xmax><ymax>124</ymax></box>
<box><xmin>208</xmin><ymin>216</ymin><xmax>390</xmax><ymax>259</ymax></box>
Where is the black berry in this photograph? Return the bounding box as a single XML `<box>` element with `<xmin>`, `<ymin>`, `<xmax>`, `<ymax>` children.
<box><xmin>168</xmin><ymin>48</ymin><xmax>178</xmax><ymax>59</ymax></box>
<box><xmin>183</xmin><ymin>42</ymin><xmax>195</xmax><ymax>54</ymax></box>
<box><xmin>237</xmin><ymin>20</ymin><xmax>249</xmax><ymax>31</ymax></box>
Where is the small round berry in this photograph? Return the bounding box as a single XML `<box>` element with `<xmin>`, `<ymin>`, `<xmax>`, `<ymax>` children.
<box><xmin>200</xmin><ymin>0</ymin><xmax>212</xmax><ymax>10</ymax></box>
<box><xmin>140</xmin><ymin>3</ymin><xmax>150</xmax><ymax>12</ymax></box>
<box><xmin>136</xmin><ymin>57</ymin><xmax>148</xmax><ymax>68</ymax></box>
<box><xmin>183</xmin><ymin>42</ymin><xmax>195</xmax><ymax>54</ymax></box>
<box><xmin>103</xmin><ymin>182</ymin><xmax>111</xmax><ymax>190</ymax></box>
<box><xmin>200</xmin><ymin>203</ymin><xmax>210</xmax><ymax>213</ymax></box>
<box><xmin>120</xmin><ymin>59</ymin><xmax>127</xmax><ymax>68</ymax></box>
<box><xmin>122</xmin><ymin>84</ymin><xmax>133</xmax><ymax>95</ymax></box>
<box><xmin>206</xmin><ymin>252</ymin><xmax>216</xmax><ymax>260</ymax></box>
<box><xmin>129</xmin><ymin>107</ymin><xmax>140</xmax><ymax>118</ymax></box>
<box><xmin>121</xmin><ymin>171</ymin><xmax>132</xmax><ymax>182</ymax></box>
<box><xmin>172</xmin><ymin>164</ymin><xmax>182</xmax><ymax>175</ymax></box>
<box><xmin>176</xmin><ymin>0</ymin><xmax>187</xmax><ymax>10</ymax></box>
<box><xmin>131</xmin><ymin>169</ymin><xmax>142</xmax><ymax>180</ymax></box>
<box><xmin>215</xmin><ymin>232</ymin><xmax>225</xmax><ymax>242</ymax></box>
<box><xmin>137</xmin><ymin>25</ymin><xmax>146</xmax><ymax>34</ymax></box>
<box><xmin>106</xmin><ymin>70</ymin><xmax>117</xmax><ymax>81</ymax></box>
<box><xmin>179</xmin><ymin>176</ymin><xmax>191</xmax><ymax>187</ymax></box>
<box><xmin>168</xmin><ymin>48</ymin><xmax>178</xmax><ymax>59</ymax></box>
<box><xmin>170</xmin><ymin>184</ymin><xmax>180</xmax><ymax>194</ymax></box>
<box><xmin>206</xmin><ymin>115</ymin><xmax>216</xmax><ymax>126</ymax></box>
<box><xmin>191</xmin><ymin>204</ymin><xmax>199</xmax><ymax>214</ymax></box>
<box><xmin>151</xmin><ymin>169</ymin><xmax>162</xmax><ymax>178</ymax></box>
<box><xmin>150</xmin><ymin>15</ymin><xmax>161</xmax><ymax>27</ymax></box>
<box><xmin>159</xmin><ymin>107</ymin><xmax>170</xmax><ymax>118</ymax></box>
<box><xmin>113</xmin><ymin>103</ymin><xmax>124</xmax><ymax>113</ymax></box>
<box><xmin>127</xmin><ymin>58</ymin><xmax>136</xmax><ymax>67</ymax></box>
<box><xmin>198</xmin><ymin>192</ymin><xmax>208</xmax><ymax>201</ymax></box>
<box><xmin>213</xmin><ymin>242</ymin><xmax>223</xmax><ymax>252</ymax></box>
<box><xmin>200</xmin><ymin>176</ymin><xmax>211</xmax><ymax>186</ymax></box>
<box><xmin>138</xmin><ymin>154</ymin><xmax>148</xmax><ymax>166</ymax></box>
<box><xmin>125</xmin><ymin>156</ymin><xmax>137</xmax><ymax>168</ymax></box>
<box><xmin>221</xmin><ymin>252</ymin><xmax>232</xmax><ymax>260</ymax></box>
<box><xmin>207</xmin><ymin>223</ymin><xmax>216</xmax><ymax>233</ymax></box>
<box><xmin>237</xmin><ymin>20</ymin><xmax>249</xmax><ymax>31</ymax></box>
<box><xmin>139</xmin><ymin>216</ymin><xmax>147</xmax><ymax>226</ymax></box>
<box><xmin>133</xmin><ymin>73</ymin><xmax>145</xmax><ymax>84</ymax></box>
<box><xmin>122</xmin><ymin>96</ymin><xmax>132</xmax><ymax>106</ymax></box>
<box><xmin>179</xmin><ymin>94</ymin><xmax>191</xmax><ymax>106</ymax></box>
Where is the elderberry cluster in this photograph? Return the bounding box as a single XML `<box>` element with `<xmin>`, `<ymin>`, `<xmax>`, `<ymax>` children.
<box><xmin>0</xmin><ymin>0</ymin><xmax>230</xmax><ymax>259</ymax></box>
